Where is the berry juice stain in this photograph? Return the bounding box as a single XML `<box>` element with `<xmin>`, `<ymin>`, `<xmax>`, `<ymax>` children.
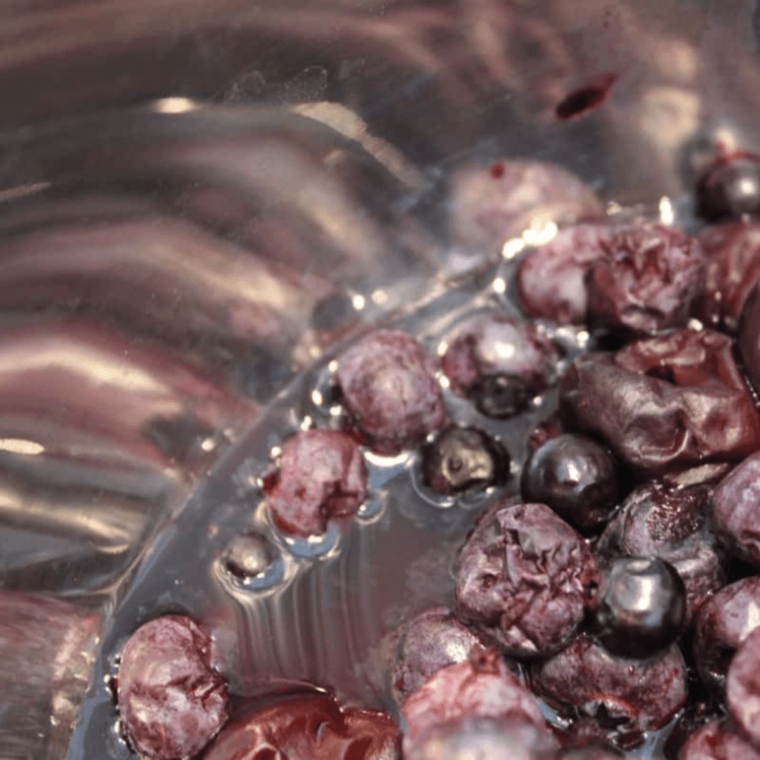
<box><xmin>556</xmin><ymin>74</ymin><xmax>618</xmax><ymax>121</ymax></box>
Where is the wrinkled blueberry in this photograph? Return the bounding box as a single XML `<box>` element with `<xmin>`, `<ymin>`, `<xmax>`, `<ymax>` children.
<box><xmin>455</xmin><ymin>501</ymin><xmax>599</xmax><ymax>657</ymax></box>
<box><xmin>449</xmin><ymin>159</ymin><xmax>604</xmax><ymax>257</ymax></box>
<box><xmin>203</xmin><ymin>690</ymin><xmax>400</xmax><ymax>760</ymax></box>
<box><xmin>420</xmin><ymin>426</ymin><xmax>510</xmax><ymax>496</ymax></box>
<box><xmin>386</xmin><ymin>607</ymin><xmax>489</xmax><ymax>706</ymax></box>
<box><xmin>663</xmin><ymin>699</ymin><xmax>721</xmax><ymax>760</ymax></box>
<box><xmin>586</xmin><ymin>225</ymin><xmax>705</xmax><ymax>337</ymax></box>
<box><xmin>530</xmin><ymin>637</ymin><xmax>688</xmax><ymax>750</ymax></box>
<box><xmin>680</xmin><ymin>718</ymin><xmax>760</xmax><ymax>760</ymax></box>
<box><xmin>402</xmin><ymin>651</ymin><xmax>549</xmax><ymax>758</ymax></box>
<box><xmin>405</xmin><ymin>714</ymin><xmax>558</xmax><ymax>760</ymax></box>
<box><xmin>117</xmin><ymin>615</ymin><xmax>230</xmax><ymax>760</ymax></box>
<box><xmin>336</xmin><ymin>329</ymin><xmax>446</xmax><ymax>455</ymax></box>
<box><xmin>696</xmin><ymin>154</ymin><xmax>760</xmax><ymax>223</ymax></box>
<box><xmin>521</xmin><ymin>434</ymin><xmax>619</xmax><ymax>532</ymax></box>
<box><xmin>560</xmin><ymin>329</ymin><xmax>760</xmax><ymax>477</ymax></box>
<box><xmin>517</xmin><ymin>223</ymin><xmax>613</xmax><ymax>324</ymax></box>
<box><xmin>442</xmin><ymin>315</ymin><xmax>560</xmax><ymax>419</ymax></box>
<box><xmin>711</xmin><ymin>452</ymin><xmax>760</xmax><ymax>569</ymax></box>
<box><xmin>693</xmin><ymin>577</ymin><xmax>760</xmax><ymax>695</ymax></box>
<box><xmin>594</xmin><ymin>556</ymin><xmax>686</xmax><ymax>659</ymax></box>
<box><xmin>694</xmin><ymin>224</ymin><xmax>760</xmax><ymax>333</ymax></box>
<box><xmin>598</xmin><ymin>482</ymin><xmax>726</xmax><ymax>621</ymax></box>
<box><xmin>727</xmin><ymin>627</ymin><xmax>760</xmax><ymax>750</ymax></box>
<box><xmin>738</xmin><ymin>283</ymin><xmax>760</xmax><ymax>397</ymax></box>
<box><xmin>264</xmin><ymin>429</ymin><xmax>367</xmax><ymax>537</ymax></box>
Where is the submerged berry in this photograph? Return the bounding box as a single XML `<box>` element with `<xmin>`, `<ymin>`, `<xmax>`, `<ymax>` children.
<box><xmin>336</xmin><ymin>329</ymin><xmax>446</xmax><ymax>455</ymax></box>
<box><xmin>442</xmin><ymin>315</ymin><xmax>560</xmax><ymax>419</ymax></box>
<box><xmin>420</xmin><ymin>426</ymin><xmax>510</xmax><ymax>495</ymax></box>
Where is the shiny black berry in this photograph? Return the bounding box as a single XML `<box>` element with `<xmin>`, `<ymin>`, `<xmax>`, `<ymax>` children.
<box><xmin>421</xmin><ymin>426</ymin><xmax>510</xmax><ymax>496</ymax></box>
<box><xmin>595</xmin><ymin>556</ymin><xmax>686</xmax><ymax>659</ymax></box>
<box><xmin>520</xmin><ymin>434</ymin><xmax>618</xmax><ymax>532</ymax></box>
<box><xmin>696</xmin><ymin>154</ymin><xmax>760</xmax><ymax>223</ymax></box>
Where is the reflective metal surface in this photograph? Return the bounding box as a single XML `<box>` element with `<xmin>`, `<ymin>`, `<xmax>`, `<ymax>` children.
<box><xmin>0</xmin><ymin>0</ymin><xmax>758</xmax><ymax>757</ymax></box>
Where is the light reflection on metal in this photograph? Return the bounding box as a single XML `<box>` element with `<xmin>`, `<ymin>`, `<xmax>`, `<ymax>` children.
<box><xmin>351</xmin><ymin>293</ymin><xmax>366</xmax><ymax>311</ymax></box>
<box><xmin>371</xmin><ymin>289</ymin><xmax>389</xmax><ymax>305</ymax></box>
<box><xmin>501</xmin><ymin>220</ymin><xmax>558</xmax><ymax>259</ymax></box>
<box><xmin>152</xmin><ymin>97</ymin><xmax>198</xmax><ymax>114</ymax></box>
<box><xmin>501</xmin><ymin>237</ymin><xmax>526</xmax><ymax>259</ymax></box>
<box><xmin>659</xmin><ymin>196</ymin><xmax>675</xmax><ymax>225</ymax></box>
<box><xmin>492</xmin><ymin>277</ymin><xmax>507</xmax><ymax>294</ymax></box>
<box><xmin>0</xmin><ymin>182</ymin><xmax>51</xmax><ymax>203</ymax></box>
<box><xmin>0</xmin><ymin>438</ymin><xmax>44</xmax><ymax>455</ymax></box>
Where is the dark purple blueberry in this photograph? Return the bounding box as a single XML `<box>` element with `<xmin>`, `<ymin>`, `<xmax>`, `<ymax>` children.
<box><xmin>663</xmin><ymin>699</ymin><xmax>721</xmax><ymax>760</ymax></box>
<box><xmin>405</xmin><ymin>715</ymin><xmax>558</xmax><ymax>760</ymax></box>
<box><xmin>530</xmin><ymin>637</ymin><xmax>688</xmax><ymax>750</ymax></box>
<box><xmin>221</xmin><ymin>532</ymin><xmax>273</xmax><ymax>580</ymax></box>
<box><xmin>117</xmin><ymin>615</ymin><xmax>230</xmax><ymax>760</ymax></box>
<box><xmin>387</xmin><ymin>607</ymin><xmax>489</xmax><ymax>706</ymax></box>
<box><xmin>739</xmin><ymin>283</ymin><xmax>760</xmax><ymax>397</ymax></box>
<box><xmin>517</xmin><ymin>223</ymin><xmax>612</xmax><ymax>324</ymax></box>
<box><xmin>402</xmin><ymin>651</ymin><xmax>549</xmax><ymax>758</ymax></box>
<box><xmin>521</xmin><ymin>433</ymin><xmax>618</xmax><ymax>532</ymax></box>
<box><xmin>203</xmin><ymin>691</ymin><xmax>400</xmax><ymax>760</ymax></box>
<box><xmin>421</xmin><ymin>426</ymin><xmax>510</xmax><ymax>496</ymax></box>
<box><xmin>449</xmin><ymin>159</ymin><xmax>604</xmax><ymax>256</ymax></box>
<box><xmin>594</xmin><ymin>556</ymin><xmax>686</xmax><ymax>659</ymax></box>
<box><xmin>696</xmin><ymin>154</ymin><xmax>760</xmax><ymax>223</ymax></box>
<box><xmin>695</xmin><ymin>224</ymin><xmax>760</xmax><ymax>333</ymax></box>
<box><xmin>336</xmin><ymin>329</ymin><xmax>446</xmax><ymax>455</ymax></box>
<box><xmin>264</xmin><ymin>429</ymin><xmax>367</xmax><ymax>537</ymax></box>
<box><xmin>560</xmin><ymin>329</ymin><xmax>760</xmax><ymax>477</ymax></box>
<box><xmin>441</xmin><ymin>315</ymin><xmax>560</xmax><ymax>419</ymax></box>
<box><xmin>597</xmin><ymin>482</ymin><xmax>726</xmax><ymax>621</ymax></box>
<box><xmin>586</xmin><ymin>225</ymin><xmax>705</xmax><ymax>337</ymax></box>
<box><xmin>455</xmin><ymin>501</ymin><xmax>599</xmax><ymax>657</ymax></box>
<box><xmin>727</xmin><ymin>627</ymin><xmax>760</xmax><ymax>750</ymax></box>
<box><xmin>679</xmin><ymin>718</ymin><xmax>760</xmax><ymax>760</ymax></box>
<box><xmin>693</xmin><ymin>577</ymin><xmax>760</xmax><ymax>695</ymax></box>
<box><xmin>711</xmin><ymin>452</ymin><xmax>760</xmax><ymax>569</ymax></box>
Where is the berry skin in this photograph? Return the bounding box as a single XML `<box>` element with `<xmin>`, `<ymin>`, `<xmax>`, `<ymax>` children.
<box><xmin>696</xmin><ymin>154</ymin><xmax>760</xmax><ymax>223</ymax></box>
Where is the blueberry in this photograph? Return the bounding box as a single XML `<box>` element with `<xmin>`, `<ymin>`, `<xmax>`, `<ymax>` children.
<box><xmin>696</xmin><ymin>154</ymin><xmax>760</xmax><ymax>223</ymax></box>
<box><xmin>264</xmin><ymin>429</ymin><xmax>367</xmax><ymax>537</ymax></box>
<box><xmin>336</xmin><ymin>329</ymin><xmax>446</xmax><ymax>455</ymax></box>
<box><xmin>117</xmin><ymin>615</ymin><xmax>230</xmax><ymax>760</ymax></box>
<box><xmin>595</xmin><ymin>556</ymin><xmax>686</xmax><ymax>659</ymax></box>
<box><xmin>421</xmin><ymin>426</ymin><xmax>510</xmax><ymax>496</ymax></box>
<box><xmin>455</xmin><ymin>501</ymin><xmax>599</xmax><ymax>657</ymax></box>
<box><xmin>203</xmin><ymin>691</ymin><xmax>400</xmax><ymax>760</ymax></box>
<box><xmin>586</xmin><ymin>225</ymin><xmax>705</xmax><ymax>338</ymax></box>
<box><xmin>441</xmin><ymin>315</ymin><xmax>560</xmax><ymax>420</ymax></box>
<box><xmin>530</xmin><ymin>637</ymin><xmax>688</xmax><ymax>750</ymax></box>
<box><xmin>727</xmin><ymin>627</ymin><xmax>760</xmax><ymax>750</ymax></box>
<box><xmin>679</xmin><ymin>718</ymin><xmax>760</xmax><ymax>760</ymax></box>
<box><xmin>521</xmin><ymin>434</ymin><xmax>618</xmax><ymax>531</ymax></box>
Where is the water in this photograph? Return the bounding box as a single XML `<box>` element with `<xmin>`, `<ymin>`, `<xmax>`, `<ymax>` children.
<box><xmin>0</xmin><ymin>98</ymin><xmax>700</xmax><ymax>759</ymax></box>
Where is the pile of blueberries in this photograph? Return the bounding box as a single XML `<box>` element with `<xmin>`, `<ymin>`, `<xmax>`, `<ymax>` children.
<box><xmin>114</xmin><ymin>157</ymin><xmax>760</xmax><ymax>760</ymax></box>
